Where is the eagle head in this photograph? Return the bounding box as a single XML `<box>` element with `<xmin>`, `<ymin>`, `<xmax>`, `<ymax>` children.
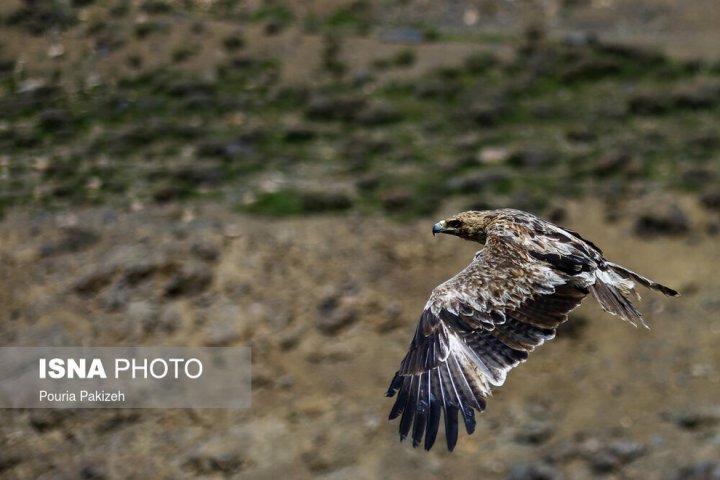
<box><xmin>432</xmin><ymin>211</ymin><xmax>493</xmax><ymax>244</ymax></box>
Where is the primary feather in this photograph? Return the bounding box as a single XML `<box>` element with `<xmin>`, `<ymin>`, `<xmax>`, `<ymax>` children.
<box><xmin>386</xmin><ymin>209</ymin><xmax>678</xmax><ymax>451</ymax></box>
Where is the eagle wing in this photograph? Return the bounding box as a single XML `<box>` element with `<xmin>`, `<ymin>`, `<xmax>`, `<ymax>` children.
<box><xmin>386</xmin><ymin>234</ymin><xmax>589</xmax><ymax>451</ymax></box>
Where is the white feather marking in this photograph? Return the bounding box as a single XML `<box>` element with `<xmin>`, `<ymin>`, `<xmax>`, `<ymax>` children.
<box><xmin>448</xmin><ymin>332</ymin><xmax>501</xmax><ymax>389</ymax></box>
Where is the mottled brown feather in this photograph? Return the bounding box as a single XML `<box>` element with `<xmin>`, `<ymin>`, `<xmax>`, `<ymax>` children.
<box><xmin>387</xmin><ymin>209</ymin><xmax>678</xmax><ymax>451</ymax></box>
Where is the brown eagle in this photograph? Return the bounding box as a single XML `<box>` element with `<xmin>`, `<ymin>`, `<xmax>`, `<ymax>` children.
<box><xmin>386</xmin><ymin>209</ymin><xmax>678</xmax><ymax>451</ymax></box>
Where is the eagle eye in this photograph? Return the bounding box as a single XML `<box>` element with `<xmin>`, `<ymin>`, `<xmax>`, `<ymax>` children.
<box><xmin>447</xmin><ymin>219</ymin><xmax>463</xmax><ymax>228</ymax></box>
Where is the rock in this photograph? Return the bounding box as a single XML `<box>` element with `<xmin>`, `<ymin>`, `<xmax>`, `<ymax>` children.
<box><xmin>506</xmin><ymin>462</ymin><xmax>561</xmax><ymax>480</ymax></box>
<box><xmin>6</xmin><ymin>2</ymin><xmax>77</xmax><ymax>34</ymax></box>
<box><xmin>674</xmin><ymin>461</ymin><xmax>720</xmax><ymax>480</ymax></box>
<box><xmin>0</xmin><ymin>59</ymin><xmax>14</xmax><ymax>74</ymax></box>
<box><xmin>126</xmin><ymin>300</ymin><xmax>157</xmax><ymax>335</ymax></box>
<box><xmin>41</xmin><ymin>226</ymin><xmax>100</xmax><ymax>257</ymax></box>
<box><xmin>300</xmin><ymin>431</ymin><xmax>356</xmax><ymax>473</ymax></box>
<box><xmin>546</xmin><ymin>207</ymin><xmax>567</xmax><ymax>224</ymax></box>
<box><xmin>202</xmin><ymin>303</ymin><xmax>247</xmax><ymax>346</ymax></box>
<box><xmin>350</xmin><ymin>70</ymin><xmax>374</xmax><ymax>88</ymax></box>
<box><xmin>193</xmin><ymin>139</ymin><xmax>226</xmax><ymax>158</ymax></box>
<box><xmin>29</xmin><ymin>411</ymin><xmax>72</xmax><ymax>432</ymax></box>
<box><xmin>278</xmin><ymin>328</ymin><xmax>301</xmax><ymax>351</ymax></box>
<box><xmin>447</xmin><ymin>169</ymin><xmax>511</xmax><ymax>193</ymax></box>
<box><xmin>340</xmin><ymin>135</ymin><xmax>393</xmax><ymax>166</ymax></box>
<box><xmin>375</xmin><ymin>301</ymin><xmax>403</xmax><ymax>332</ymax></box>
<box><xmin>674</xmin><ymin>407</ymin><xmax>720</xmax><ymax>430</ymax></box>
<box><xmin>153</xmin><ymin>302</ymin><xmax>184</xmax><ymax>334</ymax></box>
<box><xmin>283</xmin><ymin>126</ymin><xmax>317</xmax><ymax>142</ymax></box>
<box><xmin>174</xmin><ymin>164</ymin><xmax>226</xmax><ymax>185</ymax></box>
<box><xmin>179</xmin><ymin>93</ymin><xmax>218</xmax><ymax>111</ymax></box>
<box><xmin>634</xmin><ymin>203</ymin><xmax>690</xmax><ymax>237</ymax></box>
<box><xmin>593</xmin><ymin>42</ymin><xmax>664</xmax><ymax>67</ymax></box>
<box><xmin>464</xmin><ymin>52</ymin><xmax>499</xmax><ymax>74</ymax></box>
<box><xmin>354</xmin><ymin>101</ymin><xmax>400</xmax><ymax>126</ymax></box>
<box><xmin>630</xmin><ymin>83</ymin><xmax>720</xmax><ymax>115</ymax></box>
<box><xmin>37</xmin><ymin>109</ymin><xmax>74</xmax><ymax>132</ymax></box>
<box><xmin>164</xmin><ymin>263</ymin><xmax>213</xmax><ymax>297</ymax></box>
<box><xmin>378</xmin><ymin>27</ymin><xmax>426</xmax><ymax>44</ymax></box>
<box><xmin>565</xmin><ymin>126</ymin><xmax>596</xmax><ymax>143</ymax></box>
<box><xmin>306</xmin><ymin>95</ymin><xmax>366</xmax><ymax>121</ymax></box>
<box><xmin>194</xmin><ymin>137</ymin><xmax>254</xmax><ymax>160</ymax></box>
<box><xmin>508</xmin><ymin>149</ymin><xmax>556</xmax><ymax>169</ymax></box>
<box><xmin>671</xmin><ymin>82</ymin><xmax>720</xmax><ymax>110</ymax></box>
<box><xmin>707</xmin><ymin>218</ymin><xmax>720</xmax><ymax>236</ymax></box>
<box><xmin>222</xmin><ymin>33</ymin><xmax>245</xmax><ymax>52</ymax></box>
<box><xmin>513</xmin><ymin>421</ymin><xmax>555</xmax><ymax>445</ymax></box>
<box><xmin>123</xmin><ymin>258</ymin><xmax>161</xmax><ymax>285</ymax></box>
<box><xmin>700</xmin><ymin>190</ymin><xmax>720</xmax><ymax>211</ymax></box>
<box><xmin>477</xmin><ymin>146</ymin><xmax>511</xmax><ymax>165</ymax></box>
<box><xmin>10</xmin><ymin>126</ymin><xmax>42</xmax><ymax>149</ymax></box>
<box><xmin>681</xmin><ymin>168</ymin><xmax>715</xmax><ymax>188</ymax></box>
<box><xmin>73</xmin><ymin>266</ymin><xmax>116</xmax><ymax>296</ymax></box>
<box><xmin>685</xmin><ymin>133</ymin><xmax>720</xmax><ymax>153</ymax></box>
<box><xmin>184</xmin><ymin>440</ymin><xmax>245</xmax><ymax>474</ymax></box>
<box><xmin>381</xmin><ymin>190</ymin><xmax>413</xmax><ymax>212</ymax></box>
<box><xmin>264</xmin><ymin>20</ymin><xmax>284</xmax><ymax>36</ymax></box>
<box><xmin>191</xmin><ymin>241</ymin><xmax>220</xmax><ymax>262</ymax></box>
<box><xmin>414</xmin><ymin>79</ymin><xmax>456</xmax><ymax>99</ymax></box>
<box><xmin>316</xmin><ymin>294</ymin><xmax>359</xmax><ymax>335</ymax></box>
<box><xmin>466</xmin><ymin>100</ymin><xmax>509</xmax><ymax>126</ymax></box>
<box><xmin>559</xmin><ymin>57</ymin><xmax>622</xmax><ymax>83</ymax></box>
<box><xmin>95</xmin><ymin>412</ymin><xmax>141</xmax><ymax>434</ymax></box>
<box><xmin>355</xmin><ymin>174</ymin><xmax>380</xmax><ymax>192</ymax></box>
<box><xmin>593</xmin><ymin>150</ymin><xmax>632</xmax><ymax>177</ymax></box>
<box><xmin>79</xmin><ymin>463</ymin><xmax>107</xmax><ymax>480</ymax></box>
<box><xmin>607</xmin><ymin>439</ymin><xmax>645</xmax><ymax>462</ymax></box>
<box><xmin>98</xmin><ymin>123</ymin><xmax>202</xmax><ymax>156</ymax></box>
<box><xmin>0</xmin><ymin>451</ymin><xmax>21</xmax><ymax>474</ymax></box>
<box><xmin>164</xmin><ymin>80</ymin><xmax>216</xmax><ymax>98</ymax></box>
<box><xmin>151</xmin><ymin>182</ymin><xmax>191</xmax><ymax>204</ymax></box>
<box><xmin>251</xmin><ymin>363</ymin><xmax>276</xmax><ymax>388</ymax></box>
<box><xmin>299</xmin><ymin>190</ymin><xmax>353</xmax><ymax>212</ymax></box>
<box><xmin>628</xmin><ymin>91</ymin><xmax>672</xmax><ymax>115</ymax></box>
<box><xmin>100</xmin><ymin>281</ymin><xmax>130</xmax><ymax>312</ymax></box>
<box><xmin>578</xmin><ymin>437</ymin><xmax>645</xmax><ymax>473</ymax></box>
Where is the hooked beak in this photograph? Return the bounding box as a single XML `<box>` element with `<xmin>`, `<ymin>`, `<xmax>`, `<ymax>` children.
<box><xmin>432</xmin><ymin>221</ymin><xmax>444</xmax><ymax>236</ymax></box>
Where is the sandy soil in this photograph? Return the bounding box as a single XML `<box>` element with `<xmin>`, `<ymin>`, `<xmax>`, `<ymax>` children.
<box><xmin>1</xmin><ymin>197</ymin><xmax>718</xmax><ymax>479</ymax></box>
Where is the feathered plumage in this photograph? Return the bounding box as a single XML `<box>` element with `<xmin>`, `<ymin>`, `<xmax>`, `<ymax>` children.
<box><xmin>386</xmin><ymin>209</ymin><xmax>678</xmax><ymax>451</ymax></box>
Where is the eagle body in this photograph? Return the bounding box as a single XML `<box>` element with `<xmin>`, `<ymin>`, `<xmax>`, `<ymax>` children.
<box><xmin>386</xmin><ymin>209</ymin><xmax>678</xmax><ymax>451</ymax></box>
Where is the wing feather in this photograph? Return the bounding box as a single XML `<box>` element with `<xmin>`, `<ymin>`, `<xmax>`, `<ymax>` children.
<box><xmin>387</xmin><ymin>236</ymin><xmax>589</xmax><ymax>451</ymax></box>
<box><xmin>388</xmin><ymin>209</ymin><xmax>679</xmax><ymax>451</ymax></box>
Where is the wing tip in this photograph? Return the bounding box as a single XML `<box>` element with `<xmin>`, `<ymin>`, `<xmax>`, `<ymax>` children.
<box><xmin>386</xmin><ymin>372</ymin><xmax>402</xmax><ymax>398</ymax></box>
<box><xmin>660</xmin><ymin>285</ymin><xmax>680</xmax><ymax>297</ymax></box>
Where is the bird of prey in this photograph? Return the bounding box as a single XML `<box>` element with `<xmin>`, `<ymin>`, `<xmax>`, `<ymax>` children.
<box><xmin>386</xmin><ymin>209</ymin><xmax>678</xmax><ymax>451</ymax></box>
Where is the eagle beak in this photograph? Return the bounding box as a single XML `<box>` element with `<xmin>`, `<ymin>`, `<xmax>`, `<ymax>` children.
<box><xmin>432</xmin><ymin>222</ymin><xmax>444</xmax><ymax>236</ymax></box>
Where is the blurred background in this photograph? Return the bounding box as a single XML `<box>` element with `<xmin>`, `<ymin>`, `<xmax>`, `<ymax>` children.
<box><xmin>1</xmin><ymin>1</ymin><xmax>719</xmax><ymax>479</ymax></box>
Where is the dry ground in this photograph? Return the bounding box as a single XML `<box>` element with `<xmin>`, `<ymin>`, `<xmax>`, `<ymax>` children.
<box><xmin>1</xmin><ymin>197</ymin><xmax>718</xmax><ymax>479</ymax></box>
<box><xmin>1</xmin><ymin>1</ymin><xmax>720</xmax><ymax>479</ymax></box>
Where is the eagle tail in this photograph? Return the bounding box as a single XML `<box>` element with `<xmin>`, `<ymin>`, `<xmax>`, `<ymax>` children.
<box><xmin>606</xmin><ymin>262</ymin><xmax>680</xmax><ymax>297</ymax></box>
<box><xmin>590</xmin><ymin>263</ymin><xmax>678</xmax><ymax>328</ymax></box>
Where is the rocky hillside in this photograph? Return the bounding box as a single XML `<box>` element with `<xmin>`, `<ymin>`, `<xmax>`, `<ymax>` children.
<box><xmin>1</xmin><ymin>1</ymin><xmax>719</xmax><ymax>479</ymax></box>
<box><xmin>1</xmin><ymin>200</ymin><xmax>719</xmax><ymax>479</ymax></box>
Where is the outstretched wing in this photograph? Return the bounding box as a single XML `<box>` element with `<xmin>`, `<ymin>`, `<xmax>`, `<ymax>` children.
<box><xmin>386</xmin><ymin>236</ymin><xmax>589</xmax><ymax>451</ymax></box>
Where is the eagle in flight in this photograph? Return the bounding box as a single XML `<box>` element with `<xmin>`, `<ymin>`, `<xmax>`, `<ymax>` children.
<box><xmin>386</xmin><ymin>209</ymin><xmax>678</xmax><ymax>451</ymax></box>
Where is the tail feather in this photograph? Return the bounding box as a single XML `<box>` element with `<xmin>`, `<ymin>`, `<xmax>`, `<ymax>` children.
<box><xmin>607</xmin><ymin>262</ymin><xmax>680</xmax><ymax>297</ymax></box>
<box><xmin>590</xmin><ymin>280</ymin><xmax>646</xmax><ymax>328</ymax></box>
<box><xmin>591</xmin><ymin>263</ymin><xmax>679</xmax><ymax>328</ymax></box>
